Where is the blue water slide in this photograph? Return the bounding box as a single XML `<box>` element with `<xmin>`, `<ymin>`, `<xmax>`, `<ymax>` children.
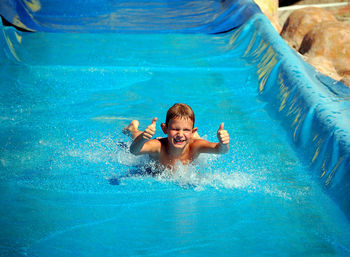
<box><xmin>1</xmin><ymin>0</ymin><xmax>350</xmax><ymax>218</ymax></box>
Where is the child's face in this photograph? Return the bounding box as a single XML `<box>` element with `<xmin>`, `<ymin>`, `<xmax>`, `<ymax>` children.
<box><xmin>163</xmin><ymin>117</ymin><xmax>196</xmax><ymax>149</ymax></box>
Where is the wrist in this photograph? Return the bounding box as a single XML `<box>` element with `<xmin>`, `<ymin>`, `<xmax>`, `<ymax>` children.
<box><xmin>219</xmin><ymin>142</ymin><xmax>229</xmax><ymax>152</ymax></box>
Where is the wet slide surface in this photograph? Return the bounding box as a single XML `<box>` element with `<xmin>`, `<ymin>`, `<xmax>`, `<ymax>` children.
<box><xmin>1</xmin><ymin>0</ymin><xmax>350</xmax><ymax>256</ymax></box>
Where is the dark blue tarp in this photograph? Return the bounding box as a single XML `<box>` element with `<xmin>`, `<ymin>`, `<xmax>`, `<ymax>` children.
<box><xmin>0</xmin><ymin>0</ymin><xmax>260</xmax><ymax>33</ymax></box>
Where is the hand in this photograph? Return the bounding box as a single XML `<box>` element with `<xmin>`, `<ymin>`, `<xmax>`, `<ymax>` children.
<box><xmin>217</xmin><ymin>122</ymin><xmax>229</xmax><ymax>145</ymax></box>
<box><xmin>143</xmin><ymin>117</ymin><xmax>157</xmax><ymax>140</ymax></box>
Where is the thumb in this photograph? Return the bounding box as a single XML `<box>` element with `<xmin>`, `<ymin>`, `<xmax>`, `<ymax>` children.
<box><xmin>151</xmin><ymin>117</ymin><xmax>157</xmax><ymax>126</ymax></box>
<box><xmin>218</xmin><ymin>122</ymin><xmax>224</xmax><ymax>131</ymax></box>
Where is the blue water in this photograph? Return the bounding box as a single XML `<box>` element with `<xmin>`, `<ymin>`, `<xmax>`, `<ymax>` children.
<box><xmin>1</xmin><ymin>29</ymin><xmax>350</xmax><ymax>256</ymax></box>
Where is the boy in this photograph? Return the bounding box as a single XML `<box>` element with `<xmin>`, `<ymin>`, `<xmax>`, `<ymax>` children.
<box><xmin>123</xmin><ymin>103</ymin><xmax>230</xmax><ymax>169</ymax></box>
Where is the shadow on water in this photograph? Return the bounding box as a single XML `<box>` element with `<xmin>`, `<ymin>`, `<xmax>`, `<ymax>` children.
<box><xmin>107</xmin><ymin>141</ymin><xmax>162</xmax><ymax>185</ymax></box>
<box><xmin>108</xmin><ymin>167</ymin><xmax>160</xmax><ymax>185</ymax></box>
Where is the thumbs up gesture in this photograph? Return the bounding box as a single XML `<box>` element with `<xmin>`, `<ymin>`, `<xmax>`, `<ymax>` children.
<box><xmin>217</xmin><ymin>122</ymin><xmax>230</xmax><ymax>145</ymax></box>
<box><xmin>143</xmin><ymin>117</ymin><xmax>157</xmax><ymax>140</ymax></box>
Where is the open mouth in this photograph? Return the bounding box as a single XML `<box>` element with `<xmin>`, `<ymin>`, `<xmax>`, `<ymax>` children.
<box><xmin>174</xmin><ymin>138</ymin><xmax>186</xmax><ymax>144</ymax></box>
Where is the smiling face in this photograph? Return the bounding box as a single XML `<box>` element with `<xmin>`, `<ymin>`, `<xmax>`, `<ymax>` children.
<box><xmin>162</xmin><ymin>117</ymin><xmax>197</xmax><ymax>150</ymax></box>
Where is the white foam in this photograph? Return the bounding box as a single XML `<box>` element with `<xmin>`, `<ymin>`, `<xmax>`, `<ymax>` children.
<box><xmin>140</xmin><ymin>155</ymin><xmax>253</xmax><ymax>191</ymax></box>
<box><xmin>63</xmin><ymin>135</ymin><xmax>295</xmax><ymax>200</ymax></box>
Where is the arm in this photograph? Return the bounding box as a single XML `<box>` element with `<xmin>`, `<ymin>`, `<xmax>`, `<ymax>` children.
<box><xmin>193</xmin><ymin>123</ymin><xmax>229</xmax><ymax>154</ymax></box>
<box><xmin>130</xmin><ymin>118</ymin><xmax>159</xmax><ymax>155</ymax></box>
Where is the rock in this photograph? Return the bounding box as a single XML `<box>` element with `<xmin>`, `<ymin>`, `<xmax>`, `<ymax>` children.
<box><xmin>341</xmin><ymin>75</ymin><xmax>350</xmax><ymax>87</ymax></box>
<box><xmin>254</xmin><ymin>0</ymin><xmax>281</xmax><ymax>32</ymax></box>
<box><xmin>299</xmin><ymin>21</ymin><xmax>350</xmax><ymax>86</ymax></box>
<box><xmin>264</xmin><ymin>11</ymin><xmax>282</xmax><ymax>33</ymax></box>
<box><xmin>280</xmin><ymin>7</ymin><xmax>337</xmax><ymax>50</ymax></box>
<box><xmin>305</xmin><ymin>56</ymin><xmax>342</xmax><ymax>81</ymax></box>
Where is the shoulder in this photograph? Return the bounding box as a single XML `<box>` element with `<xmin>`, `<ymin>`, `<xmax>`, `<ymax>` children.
<box><xmin>190</xmin><ymin>139</ymin><xmax>219</xmax><ymax>154</ymax></box>
<box><xmin>143</xmin><ymin>138</ymin><xmax>162</xmax><ymax>153</ymax></box>
<box><xmin>147</xmin><ymin>138</ymin><xmax>162</xmax><ymax>147</ymax></box>
<box><xmin>191</xmin><ymin>138</ymin><xmax>212</xmax><ymax>145</ymax></box>
<box><xmin>191</xmin><ymin>138</ymin><xmax>216</xmax><ymax>149</ymax></box>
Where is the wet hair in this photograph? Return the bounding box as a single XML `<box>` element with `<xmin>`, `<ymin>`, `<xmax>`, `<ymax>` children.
<box><xmin>165</xmin><ymin>103</ymin><xmax>195</xmax><ymax>127</ymax></box>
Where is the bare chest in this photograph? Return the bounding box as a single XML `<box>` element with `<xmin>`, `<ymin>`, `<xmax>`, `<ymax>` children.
<box><xmin>159</xmin><ymin>150</ymin><xmax>196</xmax><ymax>167</ymax></box>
